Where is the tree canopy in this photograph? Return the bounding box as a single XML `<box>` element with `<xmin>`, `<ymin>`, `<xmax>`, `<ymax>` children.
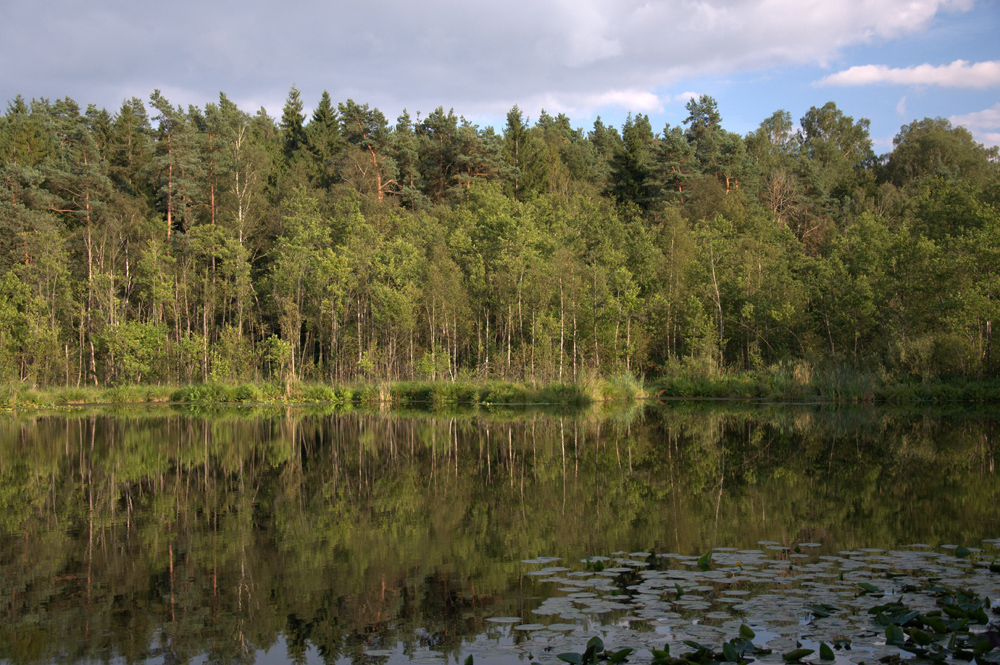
<box><xmin>0</xmin><ymin>86</ymin><xmax>997</xmax><ymax>387</ymax></box>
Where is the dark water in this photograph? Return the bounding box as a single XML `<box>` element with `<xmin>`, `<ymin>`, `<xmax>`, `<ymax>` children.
<box><xmin>0</xmin><ymin>403</ymin><xmax>998</xmax><ymax>665</ymax></box>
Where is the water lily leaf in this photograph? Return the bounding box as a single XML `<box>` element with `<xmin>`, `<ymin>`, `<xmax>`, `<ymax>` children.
<box><xmin>739</xmin><ymin>624</ymin><xmax>756</xmax><ymax>639</ymax></box>
<box><xmin>587</xmin><ymin>636</ymin><xmax>605</xmax><ymax>653</ymax></box>
<box><xmin>906</xmin><ymin>628</ymin><xmax>933</xmax><ymax>646</ymax></box>
<box><xmin>921</xmin><ymin>615</ymin><xmax>948</xmax><ymax>633</ymax></box>
<box><xmin>975</xmin><ymin>640</ymin><xmax>998</xmax><ymax>657</ymax></box>
<box><xmin>955</xmin><ymin>546</ymin><xmax>972</xmax><ymax>559</ymax></box>
<box><xmin>819</xmin><ymin>643</ymin><xmax>835</xmax><ymax>660</ymax></box>
<box><xmin>464</xmin><ymin>656</ymin><xmax>474</xmax><ymax>665</ymax></box>
<box><xmin>558</xmin><ymin>653</ymin><xmax>583</xmax><ymax>665</ymax></box>
<box><xmin>858</xmin><ymin>582</ymin><xmax>880</xmax><ymax>594</ymax></box>
<box><xmin>943</xmin><ymin>604</ymin><xmax>967</xmax><ymax>619</ymax></box>
<box><xmin>608</xmin><ymin>648</ymin><xmax>634</xmax><ymax>663</ymax></box>
<box><xmin>722</xmin><ymin>642</ymin><xmax>739</xmax><ymax>662</ymax></box>
<box><xmin>886</xmin><ymin>624</ymin><xmax>906</xmax><ymax>645</ymax></box>
<box><xmin>808</xmin><ymin>604</ymin><xmax>839</xmax><ymax>618</ymax></box>
<box><xmin>783</xmin><ymin>648</ymin><xmax>814</xmax><ymax>661</ymax></box>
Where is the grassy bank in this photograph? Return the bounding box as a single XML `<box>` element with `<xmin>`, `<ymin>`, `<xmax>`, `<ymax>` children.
<box><xmin>3</xmin><ymin>367</ymin><xmax>999</xmax><ymax>411</ymax></box>
<box><xmin>650</xmin><ymin>365</ymin><xmax>1000</xmax><ymax>404</ymax></box>
<box><xmin>0</xmin><ymin>374</ymin><xmax>648</xmax><ymax>410</ymax></box>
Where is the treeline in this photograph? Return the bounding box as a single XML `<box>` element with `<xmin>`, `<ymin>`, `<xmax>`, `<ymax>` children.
<box><xmin>0</xmin><ymin>87</ymin><xmax>997</xmax><ymax>387</ymax></box>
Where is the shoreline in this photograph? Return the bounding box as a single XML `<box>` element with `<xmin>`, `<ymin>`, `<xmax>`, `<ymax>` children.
<box><xmin>3</xmin><ymin>372</ymin><xmax>1000</xmax><ymax>411</ymax></box>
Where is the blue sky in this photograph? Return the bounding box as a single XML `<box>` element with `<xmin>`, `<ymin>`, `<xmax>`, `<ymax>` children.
<box><xmin>2</xmin><ymin>0</ymin><xmax>997</xmax><ymax>152</ymax></box>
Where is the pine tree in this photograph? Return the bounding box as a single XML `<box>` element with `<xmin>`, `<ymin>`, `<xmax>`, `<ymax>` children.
<box><xmin>609</xmin><ymin>113</ymin><xmax>654</xmax><ymax>207</ymax></box>
<box><xmin>648</xmin><ymin>123</ymin><xmax>697</xmax><ymax>205</ymax></box>
<box><xmin>391</xmin><ymin>110</ymin><xmax>427</xmax><ymax>209</ymax></box>
<box><xmin>338</xmin><ymin>99</ymin><xmax>396</xmax><ymax>201</ymax></box>
<box><xmin>280</xmin><ymin>85</ymin><xmax>307</xmax><ymax>161</ymax></box>
<box><xmin>107</xmin><ymin>97</ymin><xmax>153</xmax><ymax>196</ymax></box>
<box><xmin>42</xmin><ymin>97</ymin><xmax>115</xmax><ymax>383</ymax></box>
<box><xmin>150</xmin><ymin>90</ymin><xmax>201</xmax><ymax>240</ymax></box>
<box><xmin>684</xmin><ymin>95</ymin><xmax>722</xmax><ymax>172</ymax></box>
<box><xmin>501</xmin><ymin>105</ymin><xmax>545</xmax><ymax>201</ymax></box>
<box><xmin>305</xmin><ymin>90</ymin><xmax>342</xmax><ymax>187</ymax></box>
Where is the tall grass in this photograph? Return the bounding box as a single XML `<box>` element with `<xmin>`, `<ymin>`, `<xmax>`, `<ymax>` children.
<box><xmin>4</xmin><ymin>369</ymin><xmax>999</xmax><ymax>410</ymax></box>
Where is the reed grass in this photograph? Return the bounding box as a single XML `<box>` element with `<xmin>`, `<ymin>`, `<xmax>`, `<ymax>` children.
<box><xmin>3</xmin><ymin>368</ymin><xmax>999</xmax><ymax>411</ymax></box>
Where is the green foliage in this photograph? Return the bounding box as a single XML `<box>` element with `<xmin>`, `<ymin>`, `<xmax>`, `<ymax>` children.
<box><xmin>0</xmin><ymin>90</ymin><xmax>998</xmax><ymax>393</ymax></box>
<box><xmin>100</xmin><ymin>321</ymin><xmax>167</xmax><ymax>384</ymax></box>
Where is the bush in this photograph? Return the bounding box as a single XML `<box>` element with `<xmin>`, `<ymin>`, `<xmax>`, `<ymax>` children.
<box><xmin>232</xmin><ymin>384</ymin><xmax>263</xmax><ymax>403</ymax></box>
<box><xmin>299</xmin><ymin>384</ymin><xmax>337</xmax><ymax>403</ymax></box>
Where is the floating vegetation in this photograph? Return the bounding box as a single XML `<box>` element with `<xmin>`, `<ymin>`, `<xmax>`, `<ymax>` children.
<box><xmin>485</xmin><ymin>543</ymin><xmax>1000</xmax><ymax>665</ymax></box>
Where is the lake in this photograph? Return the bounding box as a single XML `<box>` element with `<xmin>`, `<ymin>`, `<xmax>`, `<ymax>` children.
<box><xmin>0</xmin><ymin>402</ymin><xmax>998</xmax><ymax>665</ymax></box>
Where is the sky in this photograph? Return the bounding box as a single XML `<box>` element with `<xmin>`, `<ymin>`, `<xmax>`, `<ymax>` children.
<box><xmin>2</xmin><ymin>0</ymin><xmax>998</xmax><ymax>152</ymax></box>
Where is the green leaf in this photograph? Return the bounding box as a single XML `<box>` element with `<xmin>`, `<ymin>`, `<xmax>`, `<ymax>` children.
<box><xmin>558</xmin><ymin>654</ymin><xmax>583</xmax><ymax>665</ymax></box>
<box><xmin>587</xmin><ymin>636</ymin><xmax>605</xmax><ymax>653</ymax></box>
<box><xmin>947</xmin><ymin>617</ymin><xmax>970</xmax><ymax>632</ymax></box>
<box><xmin>722</xmin><ymin>642</ymin><xmax>739</xmax><ymax>662</ymax></box>
<box><xmin>739</xmin><ymin>624</ymin><xmax>756</xmax><ymax>639</ymax></box>
<box><xmin>943</xmin><ymin>604</ymin><xmax>967</xmax><ymax>619</ymax></box>
<box><xmin>921</xmin><ymin>615</ymin><xmax>948</xmax><ymax>633</ymax></box>
<box><xmin>698</xmin><ymin>550</ymin><xmax>712</xmax><ymax>571</ymax></box>
<box><xmin>808</xmin><ymin>604</ymin><xmax>837</xmax><ymax>618</ymax></box>
<box><xmin>783</xmin><ymin>648</ymin><xmax>814</xmax><ymax>661</ymax></box>
<box><xmin>819</xmin><ymin>643</ymin><xmax>835</xmax><ymax>660</ymax></box>
<box><xmin>858</xmin><ymin>582</ymin><xmax>880</xmax><ymax>594</ymax></box>
<box><xmin>464</xmin><ymin>656</ymin><xmax>474</xmax><ymax>665</ymax></box>
<box><xmin>886</xmin><ymin>624</ymin><xmax>906</xmax><ymax>645</ymax></box>
<box><xmin>955</xmin><ymin>546</ymin><xmax>972</xmax><ymax>559</ymax></box>
<box><xmin>608</xmin><ymin>648</ymin><xmax>634</xmax><ymax>663</ymax></box>
<box><xmin>974</xmin><ymin>640</ymin><xmax>996</xmax><ymax>657</ymax></box>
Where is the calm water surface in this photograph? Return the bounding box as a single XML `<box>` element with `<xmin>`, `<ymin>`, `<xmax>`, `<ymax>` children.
<box><xmin>1</xmin><ymin>403</ymin><xmax>998</xmax><ymax>665</ymax></box>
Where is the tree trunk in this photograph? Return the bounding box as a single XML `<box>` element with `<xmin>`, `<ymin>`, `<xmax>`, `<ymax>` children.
<box><xmin>559</xmin><ymin>278</ymin><xmax>565</xmax><ymax>382</ymax></box>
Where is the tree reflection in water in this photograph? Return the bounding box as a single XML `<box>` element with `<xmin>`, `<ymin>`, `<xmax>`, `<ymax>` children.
<box><xmin>0</xmin><ymin>403</ymin><xmax>996</xmax><ymax>664</ymax></box>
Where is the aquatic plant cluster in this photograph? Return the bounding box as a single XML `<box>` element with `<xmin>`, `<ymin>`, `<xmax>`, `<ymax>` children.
<box><xmin>463</xmin><ymin>543</ymin><xmax>1000</xmax><ymax>665</ymax></box>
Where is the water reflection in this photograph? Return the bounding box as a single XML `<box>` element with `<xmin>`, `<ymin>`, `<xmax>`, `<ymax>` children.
<box><xmin>0</xmin><ymin>403</ymin><xmax>997</xmax><ymax>664</ymax></box>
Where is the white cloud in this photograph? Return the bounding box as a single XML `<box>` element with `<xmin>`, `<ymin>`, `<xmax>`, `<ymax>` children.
<box><xmin>819</xmin><ymin>60</ymin><xmax>1000</xmax><ymax>88</ymax></box>
<box><xmin>951</xmin><ymin>103</ymin><xmax>1000</xmax><ymax>129</ymax></box>
<box><xmin>896</xmin><ymin>96</ymin><xmax>907</xmax><ymax>117</ymax></box>
<box><xmin>0</xmin><ymin>0</ymin><xmax>981</xmax><ymax>119</ymax></box>
<box><xmin>587</xmin><ymin>89</ymin><xmax>664</xmax><ymax>113</ymax></box>
<box><xmin>951</xmin><ymin>104</ymin><xmax>1000</xmax><ymax>146</ymax></box>
<box><xmin>554</xmin><ymin>0</ymin><xmax>623</xmax><ymax>67</ymax></box>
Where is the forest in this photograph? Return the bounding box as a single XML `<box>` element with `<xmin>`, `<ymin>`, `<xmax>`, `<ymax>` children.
<box><xmin>0</xmin><ymin>87</ymin><xmax>997</xmax><ymax>389</ymax></box>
